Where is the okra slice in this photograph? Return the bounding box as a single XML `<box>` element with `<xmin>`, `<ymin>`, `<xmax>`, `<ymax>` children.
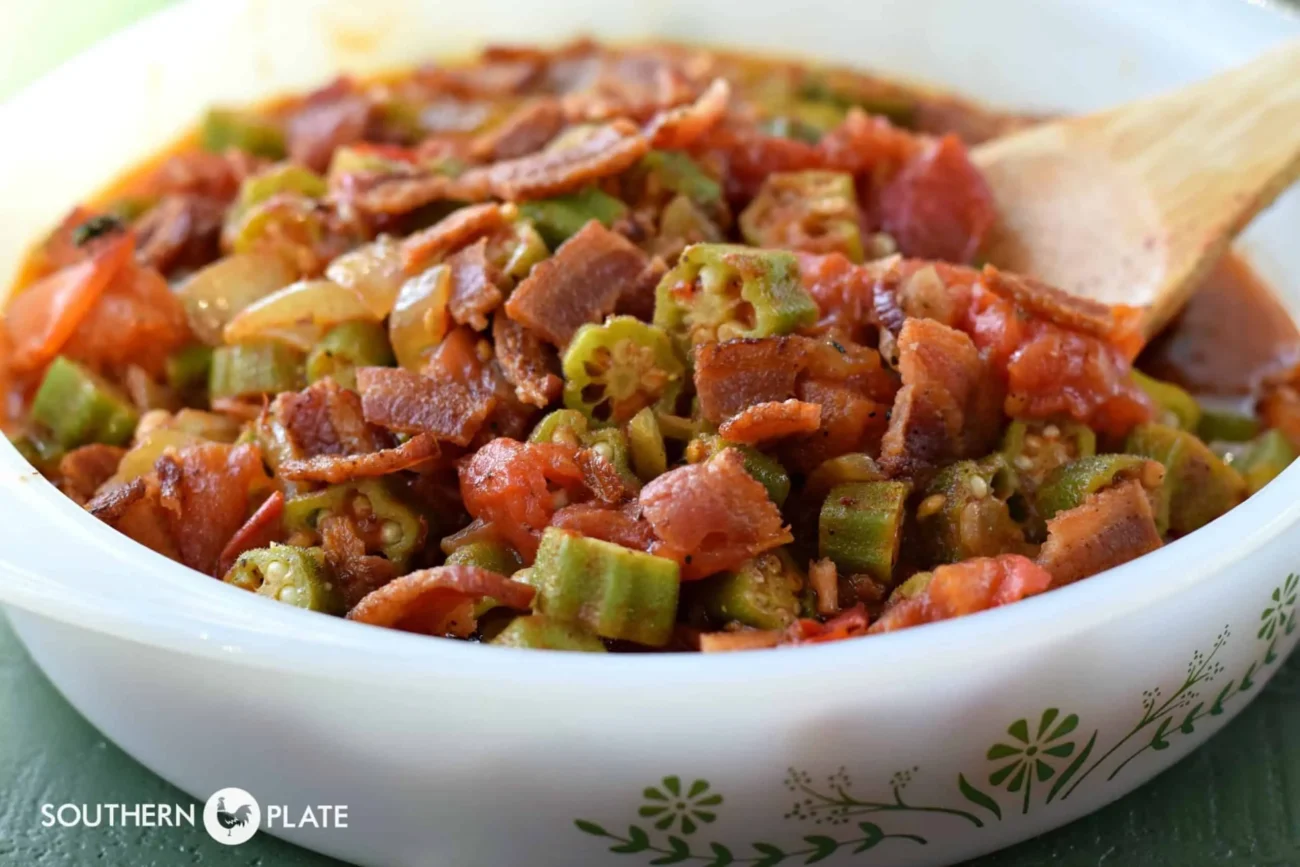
<box><xmin>561</xmin><ymin>316</ymin><xmax>686</xmax><ymax>426</ymax></box>
<box><xmin>1230</xmin><ymin>429</ymin><xmax>1297</xmax><ymax>494</ymax></box>
<box><xmin>518</xmin><ymin>186</ymin><xmax>628</xmax><ymax>248</ymax></box>
<box><xmin>888</xmin><ymin>570</ymin><xmax>933</xmax><ymax>606</ymax></box>
<box><xmin>283</xmin><ymin>479</ymin><xmax>426</xmax><ymax>569</ymax></box>
<box><xmin>684</xmin><ymin>549</ymin><xmax>804</xmax><ymax>630</ymax></box>
<box><xmin>583</xmin><ymin>427</ymin><xmax>641</xmax><ymax>490</ymax></box>
<box><xmin>223</xmin><ymin>545</ymin><xmax>342</xmax><ymax>614</ymax></box>
<box><xmin>915</xmin><ymin>456</ymin><xmax>1024</xmax><ymax>564</ymax></box>
<box><xmin>488</xmin><ymin>614</ymin><xmax>607</xmax><ymax>652</ymax></box>
<box><xmin>1197</xmin><ymin>408</ymin><xmax>1260</xmax><ymax>443</ymax></box>
<box><xmin>531</xmin><ymin>527</ymin><xmax>681</xmax><ymax>647</ymax></box>
<box><xmin>236</xmin><ymin>164</ymin><xmax>328</xmax><ymax>212</ymax></box>
<box><xmin>165</xmin><ymin>344</ymin><xmax>215</xmax><ymax>399</ymax></box>
<box><xmin>1035</xmin><ymin>454</ymin><xmax>1160</xmax><ymax>523</ymax></box>
<box><xmin>654</xmin><ymin>243</ymin><xmax>818</xmax><ymax>349</ymax></box>
<box><xmin>200</xmin><ymin>108</ymin><xmax>286</xmax><ymax>159</ymax></box>
<box><xmin>1126</xmin><ymin>422</ymin><xmax>1246</xmax><ymax>536</ymax></box>
<box><xmin>30</xmin><ymin>356</ymin><xmax>138</xmax><ymax>449</ymax></box>
<box><xmin>739</xmin><ymin>171</ymin><xmax>865</xmax><ymax>263</ymax></box>
<box><xmin>209</xmin><ymin>340</ymin><xmax>305</xmax><ymax>400</ymax></box>
<box><xmin>626</xmin><ymin>407</ymin><xmax>668</xmax><ymax>481</ymax></box>
<box><xmin>685</xmin><ymin>434</ymin><xmax>791</xmax><ymax>507</ymax></box>
<box><xmin>1131</xmin><ymin>370</ymin><xmax>1201</xmax><ymax>432</ymax></box>
<box><xmin>818</xmin><ymin>480</ymin><xmax>909</xmax><ymax>582</ymax></box>
<box><xmin>528</xmin><ymin>409</ymin><xmax>590</xmax><ymax>446</ymax></box>
<box><xmin>306</xmin><ymin>320</ymin><xmax>396</xmax><ymax>390</ymax></box>
<box><xmin>639</xmin><ymin>150</ymin><xmax>723</xmax><ymax>208</ymax></box>
<box><xmin>445</xmin><ymin>540</ymin><xmax>524</xmax><ymax>575</ymax></box>
<box><xmin>226</xmin><ymin>195</ymin><xmax>324</xmax><ymax>260</ymax></box>
<box><xmin>486</xmin><ymin>220</ymin><xmax>550</xmax><ymax>284</ymax></box>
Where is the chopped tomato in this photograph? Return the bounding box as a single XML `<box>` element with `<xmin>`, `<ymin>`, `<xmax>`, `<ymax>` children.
<box><xmin>877</xmin><ymin>134</ymin><xmax>994</xmax><ymax>264</ymax></box>
<box><xmin>869</xmin><ymin>555</ymin><xmax>1051</xmax><ymax>634</ymax></box>
<box><xmin>65</xmin><ymin>260</ymin><xmax>192</xmax><ymax>377</ymax></box>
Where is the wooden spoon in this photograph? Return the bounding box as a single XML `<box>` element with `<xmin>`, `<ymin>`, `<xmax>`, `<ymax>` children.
<box><xmin>972</xmin><ymin>40</ymin><xmax>1300</xmax><ymax>339</ymax></box>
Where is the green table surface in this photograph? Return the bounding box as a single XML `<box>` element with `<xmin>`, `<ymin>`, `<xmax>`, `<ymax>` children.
<box><xmin>3</xmin><ymin>3</ymin><xmax>1300</xmax><ymax>865</ymax></box>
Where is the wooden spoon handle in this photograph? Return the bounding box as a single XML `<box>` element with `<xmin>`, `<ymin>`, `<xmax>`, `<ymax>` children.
<box><xmin>975</xmin><ymin>40</ymin><xmax>1300</xmax><ymax>336</ymax></box>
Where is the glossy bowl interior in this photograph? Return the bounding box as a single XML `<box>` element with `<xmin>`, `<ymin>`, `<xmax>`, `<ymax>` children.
<box><xmin>2</xmin><ymin>1</ymin><xmax>1300</xmax><ymax>865</ymax></box>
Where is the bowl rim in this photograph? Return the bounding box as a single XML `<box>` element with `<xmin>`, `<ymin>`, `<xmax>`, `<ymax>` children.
<box><xmin>3</xmin><ymin>0</ymin><xmax>1300</xmax><ymax>689</ymax></box>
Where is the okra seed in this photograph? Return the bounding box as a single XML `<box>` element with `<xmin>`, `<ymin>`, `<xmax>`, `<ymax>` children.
<box><xmin>1141</xmin><ymin>461</ymin><xmax>1166</xmax><ymax>489</ymax></box>
<box><xmin>278</xmin><ymin>586</ymin><xmax>300</xmax><ymax>605</ymax></box>
<box><xmin>1014</xmin><ymin>455</ymin><xmax>1034</xmax><ymax>471</ymax></box>
<box><xmin>380</xmin><ymin>520</ymin><xmax>403</xmax><ymax>546</ymax></box>
<box><xmin>263</xmin><ymin>560</ymin><xmax>289</xmax><ymax>585</ymax></box>
<box><xmin>968</xmin><ymin>476</ymin><xmax>989</xmax><ymax>499</ymax></box>
<box><xmin>917</xmin><ymin>494</ymin><xmax>946</xmax><ymax>518</ymax></box>
<box><xmin>353</xmin><ymin>495</ymin><xmax>373</xmax><ymax>518</ymax></box>
<box><xmin>593</xmin><ymin>442</ymin><xmax>614</xmax><ymax>461</ymax></box>
<box><xmin>1043</xmin><ymin>424</ymin><xmax>1061</xmax><ymax>439</ymax></box>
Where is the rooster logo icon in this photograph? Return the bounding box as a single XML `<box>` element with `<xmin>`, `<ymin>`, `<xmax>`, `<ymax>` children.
<box><xmin>203</xmin><ymin>787</ymin><xmax>261</xmax><ymax>845</ymax></box>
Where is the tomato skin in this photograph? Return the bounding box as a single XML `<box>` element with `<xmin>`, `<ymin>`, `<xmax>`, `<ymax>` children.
<box><xmin>458</xmin><ymin>437</ymin><xmax>586</xmax><ymax>560</ymax></box>
<box><xmin>878</xmin><ymin>134</ymin><xmax>994</xmax><ymax>264</ymax></box>
<box><xmin>870</xmin><ymin>554</ymin><xmax>1052</xmax><ymax>634</ymax></box>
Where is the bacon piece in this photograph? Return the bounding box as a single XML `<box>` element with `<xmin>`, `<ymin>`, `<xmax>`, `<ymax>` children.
<box><xmin>356</xmin><ymin>366</ymin><xmax>495</xmax><ymax>447</ymax></box>
<box><xmin>1037</xmin><ymin>481</ymin><xmax>1163</xmax><ymax>589</ymax></box>
<box><xmin>504</xmin><ymin>221</ymin><xmax>648</xmax><ymax>347</ymax></box>
<box><xmin>401</xmin><ymin>203</ymin><xmax>510</xmax><ymax>273</ymax></box>
<box><xmin>577</xmin><ymin>447</ymin><xmax>636</xmax><ymax>505</ymax></box>
<box><xmin>869</xmin><ymin>555</ymin><xmax>1052</xmax><ymax>634</ymax></box>
<box><xmin>279</xmin><ymin>433</ymin><xmax>440</xmax><ymax>483</ymax></box>
<box><xmin>139</xmin><ymin>150</ymin><xmax>264</xmax><ymax>203</ymax></box>
<box><xmin>345</xmin><ymin>170</ymin><xmax>476</xmax><ymax>217</ymax></box>
<box><xmin>816</xmin><ymin>109</ymin><xmax>920</xmax><ymax>178</ymax></box>
<box><xmin>458</xmin><ymin>438</ymin><xmax>588</xmax><ymax>559</ymax></box>
<box><xmin>492</xmin><ymin>315</ymin><xmax>562</xmax><ymax>408</ymax></box>
<box><xmin>215</xmin><ymin>491</ymin><xmax>286</xmax><ymax>578</ymax></box>
<box><xmin>133</xmin><ymin>194</ymin><xmax>225</xmax><ymax>276</ymax></box>
<box><xmin>692</xmin><ymin>336</ymin><xmax>813</xmax><ymax>423</ymax></box>
<box><xmin>639</xmin><ymin>448</ymin><xmax>793</xmax><ymax>580</ymax></box>
<box><xmin>550</xmin><ymin>502</ymin><xmax>657</xmax><ymax>551</ymax></box>
<box><xmin>718</xmin><ymin>399</ymin><xmax>822</xmax><ymax>445</ymax></box>
<box><xmin>475</xmin><ymin>119</ymin><xmax>649</xmax><ymax>201</ymax></box>
<box><xmin>321</xmin><ymin>513</ymin><xmax>398</xmax><ymax>609</ymax></box>
<box><xmin>347</xmin><ymin>565</ymin><xmax>536</xmax><ymax>637</ymax></box>
<box><xmin>86</xmin><ymin>477</ymin><xmax>146</xmax><ymax>523</ymax></box>
<box><xmin>287</xmin><ymin>79</ymin><xmax>373</xmax><ymax>172</ymax></box>
<box><xmin>616</xmin><ymin>255</ymin><xmax>668</xmax><ymax>322</ymax></box>
<box><xmin>785</xmin><ymin>380</ymin><xmax>891</xmax><ymax>474</ymax></box>
<box><xmin>446</xmin><ymin>238</ymin><xmax>505</xmax><ymax>330</ymax></box>
<box><xmin>470</xmin><ymin>98</ymin><xmax>565</xmax><ymax>161</ymax></box>
<box><xmin>788</xmin><ymin>605</ymin><xmax>871</xmax><ymax>645</ymax></box>
<box><xmin>879</xmin><ymin>318</ymin><xmax>1000</xmax><ymax>478</ymax></box>
<box><xmin>644</xmin><ymin>78</ymin><xmax>730</xmax><ymax>150</ymax></box>
<box><xmin>878</xmin><ymin>134</ymin><xmax>995</xmax><ymax>264</ymax></box>
<box><xmin>276</xmin><ymin>379</ymin><xmax>389</xmax><ymax>459</ymax></box>
<box><xmin>697</xmin><ymin>126</ymin><xmax>825</xmax><ymax>204</ymax></box>
<box><xmin>87</xmin><ymin>476</ymin><xmax>182</xmax><ymax>561</ymax></box>
<box><xmin>153</xmin><ymin>442</ymin><xmax>268</xmax><ymax>575</ymax></box>
<box><xmin>58</xmin><ymin>444</ymin><xmax>125</xmax><ymax>506</ymax></box>
<box><xmin>979</xmin><ymin>266</ymin><xmax>1144</xmax><ymax>359</ymax></box>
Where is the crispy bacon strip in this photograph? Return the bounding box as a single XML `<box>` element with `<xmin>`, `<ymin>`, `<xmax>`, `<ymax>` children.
<box><xmin>401</xmin><ymin>203</ymin><xmax>510</xmax><ymax>273</ymax></box>
<box><xmin>869</xmin><ymin>555</ymin><xmax>1052</xmax><ymax>634</ymax></box>
<box><xmin>504</xmin><ymin>221</ymin><xmax>648</xmax><ymax>347</ymax></box>
<box><xmin>644</xmin><ymin>78</ymin><xmax>730</xmax><ymax>150</ymax></box>
<box><xmin>639</xmin><ymin>448</ymin><xmax>792</xmax><ymax>580</ymax></box>
<box><xmin>549</xmin><ymin>502</ymin><xmax>656</xmax><ymax>551</ymax></box>
<box><xmin>86</xmin><ymin>477</ymin><xmax>147</xmax><ymax>524</ymax></box>
<box><xmin>287</xmin><ymin>79</ymin><xmax>372</xmax><ymax>172</ymax></box>
<box><xmin>321</xmin><ymin>513</ymin><xmax>398</xmax><ymax>609</ymax></box>
<box><xmin>153</xmin><ymin>442</ymin><xmax>268</xmax><ymax>576</ymax></box>
<box><xmin>357</xmin><ymin>366</ymin><xmax>496</xmax><ymax>446</ymax></box>
<box><xmin>469</xmin><ymin>98</ymin><xmax>565</xmax><ymax>161</ymax></box>
<box><xmin>347</xmin><ymin>565</ymin><xmax>536</xmax><ymax>636</ymax></box>
<box><xmin>718</xmin><ymin>399</ymin><xmax>822</xmax><ymax>444</ymax></box>
<box><xmin>492</xmin><ymin>314</ymin><xmax>562</xmax><ymax>407</ymax></box>
<box><xmin>87</xmin><ymin>476</ymin><xmax>182</xmax><ymax>561</ymax></box>
<box><xmin>692</xmin><ymin>336</ymin><xmax>813</xmax><ymax>424</ymax></box>
<box><xmin>58</xmin><ymin>444</ymin><xmax>125</xmax><ymax>506</ymax></box>
<box><xmin>476</xmin><ymin>119</ymin><xmax>650</xmax><ymax>201</ymax></box>
<box><xmin>1036</xmin><ymin>480</ymin><xmax>1163</xmax><ymax>589</ymax></box>
<box><xmin>215</xmin><ymin>491</ymin><xmax>286</xmax><ymax>578</ymax></box>
<box><xmin>787</xmin><ymin>605</ymin><xmax>871</xmax><ymax>645</ymax></box>
<box><xmin>446</xmin><ymin>238</ymin><xmax>505</xmax><ymax>330</ymax></box>
<box><xmin>276</xmin><ymin>379</ymin><xmax>389</xmax><ymax>458</ymax></box>
<box><xmin>133</xmin><ymin>194</ymin><xmax>225</xmax><ymax>276</ymax></box>
<box><xmin>879</xmin><ymin>318</ymin><xmax>1001</xmax><ymax>478</ymax></box>
<box><xmin>279</xmin><ymin>433</ymin><xmax>440</xmax><ymax>483</ymax></box>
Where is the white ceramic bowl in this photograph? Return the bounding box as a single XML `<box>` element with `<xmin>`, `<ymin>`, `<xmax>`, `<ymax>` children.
<box><xmin>3</xmin><ymin>1</ymin><xmax>1300</xmax><ymax>864</ymax></box>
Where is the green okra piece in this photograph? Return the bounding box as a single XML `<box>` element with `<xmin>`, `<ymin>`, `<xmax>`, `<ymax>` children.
<box><xmin>740</xmin><ymin>170</ymin><xmax>865</xmax><ymax>263</ymax></box>
<box><xmin>1132</xmin><ymin>370</ymin><xmax>1201</xmax><ymax>432</ymax></box>
<box><xmin>639</xmin><ymin>150</ymin><xmax>723</xmax><ymax>207</ymax></box>
<box><xmin>209</xmin><ymin>340</ymin><xmax>305</xmax><ymax>400</ymax></box>
<box><xmin>30</xmin><ymin>356</ymin><xmax>138</xmax><ymax>449</ymax></box>
<box><xmin>626</xmin><ymin>406</ymin><xmax>668</xmax><ymax>481</ymax></box>
<box><xmin>1234</xmin><ymin>429</ymin><xmax>1297</xmax><ymax>495</ymax></box>
<box><xmin>306</xmin><ymin>320</ymin><xmax>396</xmax><ymax>390</ymax></box>
<box><xmin>283</xmin><ymin>479</ymin><xmax>426</xmax><ymax>569</ymax></box>
<box><xmin>200</xmin><ymin>108</ymin><xmax>286</xmax><ymax>159</ymax></box>
<box><xmin>528</xmin><ymin>409</ymin><xmax>590</xmax><ymax>446</ymax></box>
<box><xmin>531</xmin><ymin>527</ymin><xmax>681</xmax><ymax>647</ymax></box>
<box><xmin>915</xmin><ymin>455</ymin><xmax>1024</xmax><ymax>564</ymax></box>
<box><xmin>518</xmin><ymin>187</ymin><xmax>628</xmax><ymax>248</ymax></box>
<box><xmin>1197</xmin><ymin>408</ymin><xmax>1260</xmax><ymax>443</ymax></box>
<box><xmin>488</xmin><ymin>614</ymin><xmax>607</xmax><ymax>651</ymax></box>
<box><xmin>561</xmin><ymin>316</ymin><xmax>685</xmax><ymax>426</ymax></box>
<box><xmin>684</xmin><ymin>548</ymin><xmax>804</xmax><ymax>631</ymax></box>
<box><xmin>654</xmin><ymin>243</ymin><xmax>818</xmax><ymax>350</ymax></box>
<box><xmin>818</xmin><ymin>480</ymin><xmax>910</xmax><ymax>582</ymax></box>
<box><xmin>164</xmin><ymin>344</ymin><xmax>214</xmax><ymax>398</ymax></box>
<box><xmin>223</xmin><ymin>545</ymin><xmax>342</xmax><ymax>614</ymax></box>
<box><xmin>1126</xmin><ymin>422</ymin><xmax>1246</xmax><ymax>536</ymax></box>
<box><xmin>1034</xmin><ymin>454</ymin><xmax>1157</xmax><ymax>522</ymax></box>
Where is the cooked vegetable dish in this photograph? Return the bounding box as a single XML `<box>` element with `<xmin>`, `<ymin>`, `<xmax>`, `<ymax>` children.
<box><xmin>4</xmin><ymin>41</ymin><xmax>1299</xmax><ymax>652</ymax></box>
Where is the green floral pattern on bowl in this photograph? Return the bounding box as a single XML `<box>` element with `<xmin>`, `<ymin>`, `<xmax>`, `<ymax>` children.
<box><xmin>575</xmin><ymin>574</ymin><xmax>1300</xmax><ymax>864</ymax></box>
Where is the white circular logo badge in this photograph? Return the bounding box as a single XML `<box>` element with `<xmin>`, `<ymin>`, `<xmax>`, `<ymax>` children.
<box><xmin>203</xmin><ymin>787</ymin><xmax>261</xmax><ymax>845</ymax></box>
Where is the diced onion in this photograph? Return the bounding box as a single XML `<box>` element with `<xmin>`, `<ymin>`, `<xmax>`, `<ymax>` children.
<box><xmin>222</xmin><ymin>279</ymin><xmax>378</xmax><ymax>348</ymax></box>
<box><xmin>325</xmin><ymin>236</ymin><xmax>406</xmax><ymax>318</ymax></box>
<box><xmin>176</xmin><ymin>253</ymin><xmax>296</xmax><ymax>345</ymax></box>
<box><xmin>389</xmin><ymin>265</ymin><xmax>452</xmax><ymax>372</ymax></box>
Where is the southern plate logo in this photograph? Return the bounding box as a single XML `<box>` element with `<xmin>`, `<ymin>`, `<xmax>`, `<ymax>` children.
<box><xmin>203</xmin><ymin>787</ymin><xmax>261</xmax><ymax>845</ymax></box>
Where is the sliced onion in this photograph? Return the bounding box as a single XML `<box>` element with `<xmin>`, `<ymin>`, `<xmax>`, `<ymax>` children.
<box><xmin>222</xmin><ymin>278</ymin><xmax>378</xmax><ymax>347</ymax></box>
<box><xmin>111</xmin><ymin>429</ymin><xmax>203</xmax><ymax>485</ymax></box>
<box><xmin>324</xmin><ymin>235</ymin><xmax>407</xmax><ymax>318</ymax></box>
<box><xmin>389</xmin><ymin>265</ymin><xmax>452</xmax><ymax>372</ymax></box>
<box><xmin>176</xmin><ymin>253</ymin><xmax>296</xmax><ymax>345</ymax></box>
